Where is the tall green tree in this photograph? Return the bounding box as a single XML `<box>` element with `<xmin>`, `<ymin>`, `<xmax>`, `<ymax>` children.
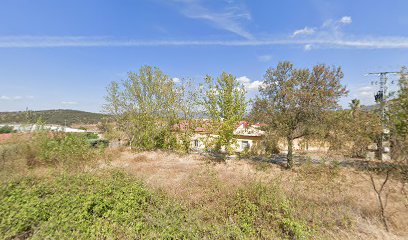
<box><xmin>390</xmin><ymin>66</ymin><xmax>408</xmax><ymax>160</ymax></box>
<box><xmin>252</xmin><ymin>61</ymin><xmax>348</xmax><ymax>169</ymax></box>
<box><xmin>201</xmin><ymin>72</ymin><xmax>247</xmax><ymax>154</ymax></box>
<box><xmin>104</xmin><ymin>66</ymin><xmax>180</xmax><ymax>150</ymax></box>
<box><xmin>175</xmin><ymin>80</ymin><xmax>200</xmax><ymax>153</ymax></box>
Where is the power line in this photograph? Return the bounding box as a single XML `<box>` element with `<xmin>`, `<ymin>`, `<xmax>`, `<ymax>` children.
<box><xmin>365</xmin><ymin>71</ymin><xmax>399</xmax><ymax>161</ymax></box>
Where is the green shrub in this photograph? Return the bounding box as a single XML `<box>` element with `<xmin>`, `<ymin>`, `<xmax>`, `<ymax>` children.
<box><xmin>83</xmin><ymin>132</ymin><xmax>99</xmax><ymax>140</ymax></box>
<box><xmin>0</xmin><ymin>125</ymin><xmax>15</xmax><ymax>133</ymax></box>
<box><xmin>233</xmin><ymin>183</ymin><xmax>312</xmax><ymax>239</ymax></box>
<box><xmin>33</xmin><ymin>132</ymin><xmax>96</xmax><ymax>168</ymax></box>
<box><xmin>0</xmin><ymin>142</ymin><xmax>36</xmax><ymax>169</ymax></box>
<box><xmin>0</xmin><ymin>171</ymin><xmax>201</xmax><ymax>239</ymax></box>
<box><xmin>0</xmin><ymin>170</ymin><xmax>315</xmax><ymax>239</ymax></box>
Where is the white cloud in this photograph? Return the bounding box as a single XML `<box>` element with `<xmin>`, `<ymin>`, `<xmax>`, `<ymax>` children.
<box><xmin>339</xmin><ymin>16</ymin><xmax>352</xmax><ymax>25</ymax></box>
<box><xmin>257</xmin><ymin>55</ymin><xmax>272</xmax><ymax>62</ymax></box>
<box><xmin>172</xmin><ymin>77</ymin><xmax>181</xmax><ymax>83</ymax></box>
<box><xmin>304</xmin><ymin>44</ymin><xmax>312</xmax><ymax>51</ymax></box>
<box><xmin>356</xmin><ymin>86</ymin><xmax>375</xmax><ymax>97</ymax></box>
<box><xmin>1</xmin><ymin>35</ymin><xmax>408</xmax><ymax>49</ymax></box>
<box><xmin>247</xmin><ymin>80</ymin><xmax>262</xmax><ymax>90</ymax></box>
<box><xmin>0</xmin><ymin>95</ymin><xmax>33</xmax><ymax>101</ymax></box>
<box><xmin>171</xmin><ymin>0</ymin><xmax>253</xmax><ymax>39</ymax></box>
<box><xmin>237</xmin><ymin>76</ymin><xmax>262</xmax><ymax>90</ymax></box>
<box><xmin>237</xmin><ymin>76</ymin><xmax>251</xmax><ymax>84</ymax></box>
<box><xmin>61</xmin><ymin>101</ymin><xmax>78</xmax><ymax>105</ymax></box>
<box><xmin>292</xmin><ymin>27</ymin><xmax>316</xmax><ymax>37</ymax></box>
<box><xmin>358</xmin><ymin>86</ymin><xmax>373</xmax><ymax>91</ymax></box>
<box><xmin>359</xmin><ymin>91</ymin><xmax>372</xmax><ymax>96</ymax></box>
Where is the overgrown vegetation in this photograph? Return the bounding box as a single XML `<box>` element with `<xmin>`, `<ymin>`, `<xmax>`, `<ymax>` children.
<box><xmin>0</xmin><ymin>125</ymin><xmax>15</xmax><ymax>133</ymax></box>
<box><xmin>0</xmin><ymin>132</ymin><xmax>103</xmax><ymax>171</ymax></box>
<box><xmin>0</xmin><ymin>172</ymin><xmax>201</xmax><ymax>239</ymax></box>
<box><xmin>1</xmin><ymin>63</ymin><xmax>407</xmax><ymax>239</ymax></box>
<box><xmin>0</xmin><ymin>167</ymin><xmax>314</xmax><ymax>239</ymax></box>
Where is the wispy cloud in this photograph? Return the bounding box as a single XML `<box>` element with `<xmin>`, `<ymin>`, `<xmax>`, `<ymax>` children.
<box><xmin>339</xmin><ymin>16</ymin><xmax>352</xmax><ymax>25</ymax></box>
<box><xmin>2</xmin><ymin>35</ymin><xmax>408</xmax><ymax>49</ymax></box>
<box><xmin>348</xmin><ymin>85</ymin><xmax>376</xmax><ymax>105</ymax></box>
<box><xmin>61</xmin><ymin>101</ymin><xmax>78</xmax><ymax>105</ymax></box>
<box><xmin>0</xmin><ymin>95</ymin><xmax>33</xmax><ymax>101</ymax></box>
<box><xmin>304</xmin><ymin>44</ymin><xmax>313</xmax><ymax>51</ymax></box>
<box><xmin>172</xmin><ymin>77</ymin><xmax>181</xmax><ymax>83</ymax></box>
<box><xmin>356</xmin><ymin>86</ymin><xmax>375</xmax><ymax>97</ymax></box>
<box><xmin>171</xmin><ymin>0</ymin><xmax>253</xmax><ymax>39</ymax></box>
<box><xmin>257</xmin><ymin>55</ymin><xmax>273</xmax><ymax>62</ymax></box>
<box><xmin>292</xmin><ymin>16</ymin><xmax>355</xmax><ymax>49</ymax></box>
<box><xmin>292</xmin><ymin>27</ymin><xmax>316</xmax><ymax>37</ymax></box>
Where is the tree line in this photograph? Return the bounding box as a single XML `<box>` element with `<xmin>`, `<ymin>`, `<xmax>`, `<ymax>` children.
<box><xmin>103</xmin><ymin>62</ymin><xmax>408</xmax><ymax>169</ymax></box>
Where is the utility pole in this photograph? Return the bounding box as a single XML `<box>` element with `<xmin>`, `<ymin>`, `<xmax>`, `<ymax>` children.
<box><xmin>366</xmin><ymin>71</ymin><xmax>399</xmax><ymax>161</ymax></box>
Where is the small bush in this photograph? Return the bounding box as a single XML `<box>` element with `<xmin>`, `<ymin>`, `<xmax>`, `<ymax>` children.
<box><xmin>0</xmin><ymin>125</ymin><xmax>15</xmax><ymax>133</ymax></box>
<box><xmin>33</xmin><ymin>132</ymin><xmax>97</xmax><ymax>168</ymax></box>
<box><xmin>230</xmin><ymin>183</ymin><xmax>312</xmax><ymax>239</ymax></box>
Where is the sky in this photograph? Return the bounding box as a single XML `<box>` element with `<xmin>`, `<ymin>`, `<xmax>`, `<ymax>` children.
<box><xmin>0</xmin><ymin>0</ymin><xmax>407</xmax><ymax>113</ymax></box>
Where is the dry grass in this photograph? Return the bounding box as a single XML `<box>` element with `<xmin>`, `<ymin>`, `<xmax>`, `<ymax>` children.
<box><xmin>99</xmin><ymin>150</ymin><xmax>408</xmax><ymax>239</ymax></box>
<box><xmin>1</xmin><ymin>145</ymin><xmax>407</xmax><ymax>239</ymax></box>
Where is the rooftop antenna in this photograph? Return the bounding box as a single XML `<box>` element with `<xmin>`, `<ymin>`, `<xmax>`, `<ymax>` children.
<box><xmin>365</xmin><ymin>71</ymin><xmax>399</xmax><ymax>161</ymax></box>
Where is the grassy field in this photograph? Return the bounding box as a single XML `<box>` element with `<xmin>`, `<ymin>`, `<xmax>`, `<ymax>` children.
<box><xmin>0</xmin><ymin>136</ymin><xmax>407</xmax><ymax>239</ymax></box>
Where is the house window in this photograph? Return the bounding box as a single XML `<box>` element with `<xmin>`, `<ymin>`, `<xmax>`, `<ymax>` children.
<box><xmin>241</xmin><ymin>141</ymin><xmax>249</xmax><ymax>150</ymax></box>
<box><xmin>194</xmin><ymin>139</ymin><xmax>199</xmax><ymax>147</ymax></box>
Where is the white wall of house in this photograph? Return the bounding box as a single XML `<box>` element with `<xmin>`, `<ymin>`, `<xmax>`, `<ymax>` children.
<box><xmin>189</xmin><ymin>133</ymin><xmax>259</xmax><ymax>153</ymax></box>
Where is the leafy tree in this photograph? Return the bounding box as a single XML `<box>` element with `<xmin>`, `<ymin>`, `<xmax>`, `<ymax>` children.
<box><xmin>390</xmin><ymin>66</ymin><xmax>408</xmax><ymax>161</ymax></box>
<box><xmin>175</xmin><ymin>80</ymin><xmax>200</xmax><ymax>153</ymax></box>
<box><xmin>252</xmin><ymin>61</ymin><xmax>348</xmax><ymax>168</ymax></box>
<box><xmin>349</xmin><ymin>98</ymin><xmax>361</xmax><ymax>118</ymax></box>
<box><xmin>201</xmin><ymin>72</ymin><xmax>247</xmax><ymax>154</ymax></box>
<box><xmin>322</xmin><ymin>105</ymin><xmax>381</xmax><ymax>157</ymax></box>
<box><xmin>104</xmin><ymin>66</ymin><xmax>180</xmax><ymax>150</ymax></box>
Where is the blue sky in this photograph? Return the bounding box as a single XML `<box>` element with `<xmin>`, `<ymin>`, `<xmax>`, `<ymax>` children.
<box><xmin>0</xmin><ymin>0</ymin><xmax>407</xmax><ymax>112</ymax></box>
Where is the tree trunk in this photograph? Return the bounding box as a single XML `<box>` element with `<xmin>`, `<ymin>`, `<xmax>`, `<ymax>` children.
<box><xmin>129</xmin><ymin>136</ymin><xmax>134</xmax><ymax>150</ymax></box>
<box><xmin>287</xmin><ymin>137</ymin><xmax>293</xmax><ymax>169</ymax></box>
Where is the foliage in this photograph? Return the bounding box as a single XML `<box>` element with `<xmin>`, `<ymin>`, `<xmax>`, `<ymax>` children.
<box><xmin>32</xmin><ymin>132</ymin><xmax>97</xmax><ymax>168</ymax></box>
<box><xmin>174</xmin><ymin>80</ymin><xmax>200</xmax><ymax>153</ymax></box>
<box><xmin>389</xmin><ymin>66</ymin><xmax>408</xmax><ymax>160</ymax></box>
<box><xmin>0</xmin><ymin>172</ymin><xmax>202</xmax><ymax>239</ymax></box>
<box><xmin>104</xmin><ymin>66</ymin><xmax>180</xmax><ymax>151</ymax></box>
<box><xmin>322</xmin><ymin>108</ymin><xmax>382</xmax><ymax>157</ymax></box>
<box><xmin>83</xmin><ymin>132</ymin><xmax>99</xmax><ymax>139</ymax></box>
<box><xmin>232</xmin><ymin>183</ymin><xmax>311</xmax><ymax>239</ymax></box>
<box><xmin>252</xmin><ymin>61</ymin><xmax>348</xmax><ymax>168</ymax></box>
<box><xmin>0</xmin><ymin>170</ymin><xmax>315</xmax><ymax>239</ymax></box>
<box><xmin>349</xmin><ymin>98</ymin><xmax>361</xmax><ymax>118</ymax></box>
<box><xmin>200</xmin><ymin>72</ymin><xmax>247</xmax><ymax>154</ymax></box>
<box><xmin>0</xmin><ymin>125</ymin><xmax>15</xmax><ymax>133</ymax></box>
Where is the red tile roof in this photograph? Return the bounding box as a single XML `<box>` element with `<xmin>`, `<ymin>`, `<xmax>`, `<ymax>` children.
<box><xmin>0</xmin><ymin>133</ymin><xmax>13</xmax><ymax>142</ymax></box>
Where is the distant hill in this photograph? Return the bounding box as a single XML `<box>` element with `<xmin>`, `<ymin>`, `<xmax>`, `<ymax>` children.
<box><xmin>361</xmin><ymin>104</ymin><xmax>380</xmax><ymax>111</ymax></box>
<box><xmin>0</xmin><ymin>109</ymin><xmax>107</xmax><ymax>126</ymax></box>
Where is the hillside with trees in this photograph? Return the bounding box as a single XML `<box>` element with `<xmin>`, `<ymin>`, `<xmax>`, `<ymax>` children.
<box><xmin>0</xmin><ymin>109</ymin><xmax>106</xmax><ymax>126</ymax></box>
